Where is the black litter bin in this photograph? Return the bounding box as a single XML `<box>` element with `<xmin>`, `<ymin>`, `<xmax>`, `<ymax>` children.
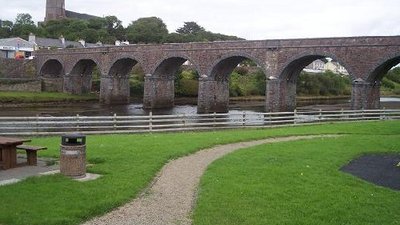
<box><xmin>60</xmin><ymin>133</ymin><xmax>86</xmax><ymax>178</ymax></box>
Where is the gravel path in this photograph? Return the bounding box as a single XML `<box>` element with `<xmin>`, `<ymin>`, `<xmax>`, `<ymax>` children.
<box><xmin>84</xmin><ymin>135</ymin><xmax>338</xmax><ymax>225</ymax></box>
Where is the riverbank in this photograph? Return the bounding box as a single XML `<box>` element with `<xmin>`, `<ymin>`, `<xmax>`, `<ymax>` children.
<box><xmin>1</xmin><ymin>92</ymin><xmax>400</xmax><ymax>117</ymax></box>
<box><xmin>0</xmin><ymin>91</ymin><xmax>98</xmax><ymax>107</ymax></box>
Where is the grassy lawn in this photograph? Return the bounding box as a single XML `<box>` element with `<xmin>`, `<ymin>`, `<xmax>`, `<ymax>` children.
<box><xmin>193</xmin><ymin>131</ymin><xmax>400</xmax><ymax>224</ymax></box>
<box><xmin>0</xmin><ymin>121</ymin><xmax>399</xmax><ymax>225</ymax></box>
<box><xmin>0</xmin><ymin>91</ymin><xmax>97</xmax><ymax>103</ymax></box>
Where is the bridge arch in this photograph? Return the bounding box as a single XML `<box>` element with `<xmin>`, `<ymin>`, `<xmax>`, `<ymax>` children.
<box><xmin>267</xmin><ymin>51</ymin><xmax>352</xmax><ymax>112</ymax></box>
<box><xmin>64</xmin><ymin>59</ymin><xmax>99</xmax><ymax>95</ymax></box>
<box><xmin>143</xmin><ymin>55</ymin><xmax>201</xmax><ymax>109</ymax></box>
<box><xmin>108</xmin><ymin>57</ymin><xmax>139</xmax><ymax>78</ymax></box>
<box><xmin>208</xmin><ymin>52</ymin><xmax>267</xmax><ymax>81</ymax></box>
<box><xmin>197</xmin><ymin>52</ymin><xmax>267</xmax><ymax>113</ymax></box>
<box><xmin>277</xmin><ymin>51</ymin><xmax>354</xmax><ymax>81</ymax></box>
<box><xmin>367</xmin><ymin>53</ymin><xmax>400</xmax><ymax>83</ymax></box>
<box><xmin>40</xmin><ymin>59</ymin><xmax>64</xmax><ymax>78</ymax></box>
<box><xmin>357</xmin><ymin>53</ymin><xmax>400</xmax><ymax>109</ymax></box>
<box><xmin>151</xmin><ymin>54</ymin><xmax>201</xmax><ymax>78</ymax></box>
<box><xmin>40</xmin><ymin>59</ymin><xmax>65</xmax><ymax>92</ymax></box>
<box><xmin>100</xmin><ymin>57</ymin><xmax>142</xmax><ymax>104</ymax></box>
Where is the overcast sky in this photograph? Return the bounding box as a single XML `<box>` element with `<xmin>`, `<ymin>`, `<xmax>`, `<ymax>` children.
<box><xmin>1</xmin><ymin>0</ymin><xmax>399</xmax><ymax>40</ymax></box>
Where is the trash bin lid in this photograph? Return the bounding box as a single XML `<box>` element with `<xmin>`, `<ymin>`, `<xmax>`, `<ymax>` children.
<box><xmin>62</xmin><ymin>133</ymin><xmax>85</xmax><ymax>139</ymax></box>
<box><xmin>62</xmin><ymin>133</ymin><xmax>86</xmax><ymax>145</ymax></box>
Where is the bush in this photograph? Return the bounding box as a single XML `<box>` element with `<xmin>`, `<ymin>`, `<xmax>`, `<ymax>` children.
<box><xmin>234</xmin><ymin>67</ymin><xmax>249</xmax><ymax>76</ymax></box>
<box><xmin>177</xmin><ymin>79</ymin><xmax>198</xmax><ymax>96</ymax></box>
<box><xmin>382</xmin><ymin>78</ymin><xmax>396</xmax><ymax>89</ymax></box>
<box><xmin>297</xmin><ymin>72</ymin><xmax>351</xmax><ymax>96</ymax></box>
<box><xmin>386</xmin><ymin>67</ymin><xmax>400</xmax><ymax>83</ymax></box>
<box><xmin>130</xmin><ymin>79</ymin><xmax>144</xmax><ymax>96</ymax></box>
<box><xmin>229</xmin><ymin>70</ymin><xmax>265</xmax><ymax>97</ymax></box>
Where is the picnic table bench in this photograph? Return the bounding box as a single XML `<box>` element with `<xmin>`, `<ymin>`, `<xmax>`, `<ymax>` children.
<box><xmin>0</xmin><ymin>136</ymin><xmax>46</xmax><ymax>169</ymax></box>
<box><xmin>16</xmin><ymin>145</ymin><xmax>47</xmax><ymax>166</ymax></box>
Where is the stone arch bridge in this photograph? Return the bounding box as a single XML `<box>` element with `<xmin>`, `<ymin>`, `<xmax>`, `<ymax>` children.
<box><xmin>34</xmin><ymin>36</ymin><xmax>400</xmax><ymax>113</ymax></box>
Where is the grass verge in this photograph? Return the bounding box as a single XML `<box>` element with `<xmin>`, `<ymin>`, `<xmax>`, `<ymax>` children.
<box><xmin>193</xmin><ymin>132</ymin><xmax>400</xmax><ymax>225</ymax></box>
<box><xmin>0</xmin><ymin>91</ymin><xmax>97</xmax><ymax>103</ymax></box>
<box><xmin>0</xmin><ymin>121</ymin><xmax>399</xmax><ymax>225</ymax></box>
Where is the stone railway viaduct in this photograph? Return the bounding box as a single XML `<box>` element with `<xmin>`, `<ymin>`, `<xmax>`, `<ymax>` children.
<box><xmin>34</xmin><ymin>36</ymin><xmax>400</xmax><ymax>113</ymax></box>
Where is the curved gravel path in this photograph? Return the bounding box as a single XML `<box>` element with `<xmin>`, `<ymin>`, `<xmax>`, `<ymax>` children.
<box><xmin>84</xmin><ymin>135</ymin><xmax>338</xmax><ymax>225</ymax></box>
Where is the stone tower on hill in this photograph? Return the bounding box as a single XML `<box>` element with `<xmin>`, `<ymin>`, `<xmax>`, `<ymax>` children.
<box><xmin>45</xmin><ymin>0</ymin><xmax>99</xmax><ymax>22</ymax></box>
<box><xmin>45</xmin><ymin>0</ymin><xmax>66</xmax><ymax>22</ymax></box>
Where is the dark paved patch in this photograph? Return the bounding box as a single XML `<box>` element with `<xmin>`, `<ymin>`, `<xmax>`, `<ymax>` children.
<box><xmin>341</xmin><ymin>154</ymin><xmax>400</xmax><ymax>190</ymax></box>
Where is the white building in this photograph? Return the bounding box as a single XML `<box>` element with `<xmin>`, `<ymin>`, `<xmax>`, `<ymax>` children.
<box><xmin>304</xmin><ymin>58</ymin><xmax>349</xmax><ymax>75</ymax></box>
<box><xmin>0</xmin><ymin>37</ymin><xmax>35</xmax><ymax>59</ymax></box>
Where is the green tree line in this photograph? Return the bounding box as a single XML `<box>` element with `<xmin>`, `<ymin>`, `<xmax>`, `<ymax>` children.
<box><xmin>0</xmin><ymin>14</ymin><xmax>242</xmax><ymax>44</ymax></box>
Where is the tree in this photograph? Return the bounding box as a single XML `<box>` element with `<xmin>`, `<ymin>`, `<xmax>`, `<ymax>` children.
<box><xmin>42</xmin><ymin>19</ymin><xmax>74</xmax><ymax>39</ymax></box>
<box><xmin>126</xmin><ymin>17</ymin><xmax>168</xmax><ymax>44</ymax></box>
<box><xmin>176</xmin><ymin>22</ymin><xmax>205</xmax><ymax>35</ymax></box>
<box><xmin>0</xmin><ymin>20</ymin><xmax>13</xmax><ymax>38</ymax></box>
<box><xmin>81</xmin><ymin>28</ymin><xmax>99</xmax><ymax>43</ymax></box>
<box><xmin>104</xmin><ymin>16</ymin><xmax>125</xmax><ymax>40</ymax></box>
<box><xmin>15</xmin><ymin>13</ymin><xmax>35</xmax><ymax>26</ymax></box>
<box><xmin>12</xmin><ymin>13</ymin><xmax>37</xmax><ymax>38</ymax></box>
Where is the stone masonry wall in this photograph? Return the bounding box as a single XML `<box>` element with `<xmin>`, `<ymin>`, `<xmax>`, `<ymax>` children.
<box><xmin>34</xmin><ymin>36</ymin><xmax>400</xmax><ymax>111</ymax></box>
<box><xmin>0</xmin><ymin>80</ymin><xmax>41</xmax><ymax>92</ymax></box>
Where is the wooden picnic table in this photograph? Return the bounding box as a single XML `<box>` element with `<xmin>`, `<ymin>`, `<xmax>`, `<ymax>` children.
<box><xmin>0</xmin><ymin>137</ymin><xmax>31</xmax><ymax>170</ymax></box>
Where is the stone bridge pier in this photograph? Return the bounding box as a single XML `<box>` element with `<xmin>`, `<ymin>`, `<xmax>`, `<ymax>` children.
<box><xmin>143</xmin><ymin>75</ymin><xmax>175</xmax><ymax>109</ymax></box>
<box><xmin>100</xmin><ymin>75</ymin><xmax>130</xmax><ymax>104</ymax></box>
<box><xmin>351</xmin><ymin>79</ymin><xmax>381</xmax><ymax>109</ymax></box>
<box><xmin>63</xmin><ymin>74</ymin><xmax>92</xmax><ymax>95</ymax></box>
<box><xmin>197</xmin><ymin>76</ymin><xmax>230</xmax><ymax>113</ymax></box>
<box><xmin>265</xmin><ymin>77</ymin><xmax>297</xmax><ymax>112</ymax></box>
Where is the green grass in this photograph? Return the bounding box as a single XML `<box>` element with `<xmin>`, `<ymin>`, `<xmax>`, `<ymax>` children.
<box><xmin>0</xmin><ymin>91</ymin><xmax>97</xmax><ymax>103</ymax></box>
<box><xmin>0</xmin><ymin>121</ymin><xmax>400</xmax><ymax>225</ymax></box>
<box><xmin>193</xmin><ymin>132</ymin><xmax>400</xmax><ymax>225</ymax></box>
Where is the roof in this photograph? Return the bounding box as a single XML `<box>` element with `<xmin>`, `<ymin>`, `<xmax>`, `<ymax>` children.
<box><xmin>0</xmin><ymin>37</ymin><xmax>35</xmax><ymax>49</ymax></box>
<box><xmin>65</xmin><ymin>10</ymin><xmax>99</xmax><ymax>20</ymax></box>
<box><xmin>34</xmin><ymin>37</ymin><xmax>83</xmax><ymax>48</ymax></box>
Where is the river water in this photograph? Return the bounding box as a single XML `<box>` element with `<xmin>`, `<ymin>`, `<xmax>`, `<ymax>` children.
<box><xmin>0</xmin><ymin>97</ymin><xmax>399</xmax><ymax>117</ymax></box>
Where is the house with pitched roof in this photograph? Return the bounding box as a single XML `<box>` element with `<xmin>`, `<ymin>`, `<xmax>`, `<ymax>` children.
<box><xmin>28</xmin><ymin>33</ymin><xmax>103</xmax><ymax>50</ymax></box>
<box><xmin>0</xmin><ymin>37</ymin><xmax>35</xmax><ymax>59</ymax></box>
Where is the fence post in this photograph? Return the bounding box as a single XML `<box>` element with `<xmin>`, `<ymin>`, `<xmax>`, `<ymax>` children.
<box><xmin>36</xmin><ymin>114</ymin><xmax>39</xmax><ymax>134</ymax></box>
<box><xmin>113</xmin><ymin>113</ymin><xmax>117</xmax><ymax>130</ymax></box>
<box><xmin>319</xmin><ymin>109</ymin><xmax>322</xmax><ymax>121</ymax></box>
<box><xmin>269</xmin><ymin>111</ymin><xmax>272</xmax><ymax>126</ymax></box>
<box><xmin>293</xmin><ymin>109</ymin><xmax>297</xmax><ymax>125</ymax></box>
<box><xmin>361</xmin><ymin>108</ymin><xmax>365</xmax><ymax>120</ymax></box>
<box><xmin>183</xmin><ymin>113</ymin><xmax>186</xmax><ymax>127</ymax></box>
<box><xmin>382</xmin><ymin>107</ymin><xmax>386</xmax><ymax>120</ymax></box>
<box><xmin>76</xmin><ymin>114</ymin><xmax>80</xmax><ymax>132</ymax></box>
<box><xmin>149</xmin><ymin>111</ymin><xmax>153</xmax><ymax>132</ymax></box>
<box><xmin>213</xmin><ymin>112</ymin><xmax>216</xmax><ymax>128</ymax></box>
<box><xmin>242</xmin><ymin>112</ymin><xmax>246</xmax><ymax>126</ymax></box>
<box><xmin>341</xmin><ymin>108</ymin><xmax>344</xmax><ymax>121</ymax></box>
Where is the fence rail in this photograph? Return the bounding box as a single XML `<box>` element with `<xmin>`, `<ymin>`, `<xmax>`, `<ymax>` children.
<box><xmin>1</xmin><ymin>109</ymin><xmax>400</xmax><ymax>136</ymax></box>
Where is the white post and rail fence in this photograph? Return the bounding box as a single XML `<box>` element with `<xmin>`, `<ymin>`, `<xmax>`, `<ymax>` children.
<box><xmin>0</xmin><ymin>109</ymin><xmax>399</xmax><ymax>136</ymax></box>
